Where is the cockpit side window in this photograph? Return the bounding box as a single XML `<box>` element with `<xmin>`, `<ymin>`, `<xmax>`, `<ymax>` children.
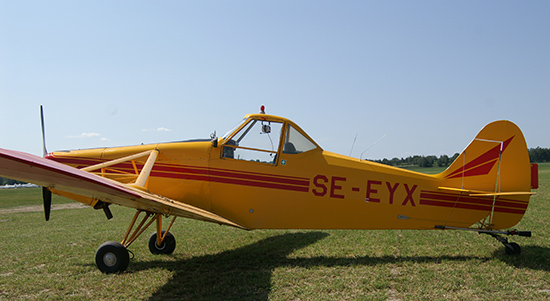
<box><xmin>283</xmin><ymin>125</ymin><xmax>317</xmax><ymax>154</ymax></box>
<box><xmin>222</xmin><ymin>119</ymin><xmax>283</xmax><ymax>164</ymax></box>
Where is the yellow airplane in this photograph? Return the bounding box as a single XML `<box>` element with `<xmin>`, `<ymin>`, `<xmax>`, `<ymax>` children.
<box><xmin>0</xmin><ymin>106</ymin><xmax>538</xmax><ymax>273</ymax></box>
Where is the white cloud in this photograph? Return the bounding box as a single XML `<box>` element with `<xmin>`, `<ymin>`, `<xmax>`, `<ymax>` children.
<box><xmin>68</xmin><ymin>132</ymin><xmax>101</xmax><ymax>139</ymax></box>
<box><xmin>142</xmin><ymin>127</ymin><xmax>172</xmax><ymax>132</ymax></box>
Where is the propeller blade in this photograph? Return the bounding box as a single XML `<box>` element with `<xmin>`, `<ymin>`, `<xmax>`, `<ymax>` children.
<box><xmin>40</xmin><ymin>105</ymin><xmax>48</xmax><ymax>157</ymax></box>
<box><xmin>42</xmin><ymin>186</ymin><xmax>52</xmax><ymax>221</ymax></box>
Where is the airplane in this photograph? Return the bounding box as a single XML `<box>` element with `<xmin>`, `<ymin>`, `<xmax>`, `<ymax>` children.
<box><xmin>0</xmin><ymin>105</ymin><xmax>538</xmax><ymax>273</ymax></box>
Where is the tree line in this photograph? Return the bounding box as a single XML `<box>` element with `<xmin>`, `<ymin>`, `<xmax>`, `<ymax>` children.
<box><xmin>1</xmin><ymin>147</ymin><xmax>549</xmax><ymax>186</ymax></box>
<box><xmin>528</xmin><ymin>147</ymin><xmax>550</xmax><ymax>163</ymax></box>
<box><xmin>0</xmin><ymin>177</ymin><xmax>26</xmax><ymax>186</ymax></box>
<box><xmin>372</xmin><ymin>147</ymin><xmax>550</xmax><ymax>168</ymax></box>
<box><xmin>371</xmin><ymin>153</ymin><xmax>461</xmax><ymax>168</ymax></box>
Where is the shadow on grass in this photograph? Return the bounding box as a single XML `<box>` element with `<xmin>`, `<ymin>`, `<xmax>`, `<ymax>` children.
<box><xmin>492</xmin><ymin>245</ymin><xmax>550</xmax><ymax>271</ymax></box>
<box><xmin>130</xmin><ymin>232</ymin><xmax>328</xmax><ymax>300</ymax></box>
<box><xmin>125</xmin><ymin>231</ymin><xmax>542</xmax><ymax>301</ymax></box>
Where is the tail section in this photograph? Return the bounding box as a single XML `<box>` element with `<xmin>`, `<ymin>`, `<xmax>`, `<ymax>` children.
<box><xmin>438</xmin><ymin>120</ymin><xmax>534</xmax><ymax>229</ymax></box>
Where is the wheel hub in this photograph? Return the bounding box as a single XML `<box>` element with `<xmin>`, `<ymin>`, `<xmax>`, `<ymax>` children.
<box><xmin>103</xmin><ymin>252</ymin><xmax>117</xmax><ymax>267</ymax></box>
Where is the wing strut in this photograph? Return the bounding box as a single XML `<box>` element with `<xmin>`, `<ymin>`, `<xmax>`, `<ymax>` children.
<box><xmin>84</xmin><ymin>148</ymin><xmax>160</xmax><ymax>189</ymax></box>
<box><xmin>132</xmin><ymin>149</ymin><xmax>159</xmax><ymax>188</ymax></box>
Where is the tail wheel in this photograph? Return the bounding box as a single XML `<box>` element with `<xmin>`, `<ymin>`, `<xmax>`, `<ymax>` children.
<box><xmin>148</xmin><ymin>230</ymin><xmax>176</xmax><ymax>255</ymax></box>
<box><xmin>95</xmin><ymin>241</ymin><xmax>130</xmax><ymax>274</ymax></box>
<box><xmin>504</xmin><ymin>242</ymin><xmax>521</xmax><ymax>255</ymax></box>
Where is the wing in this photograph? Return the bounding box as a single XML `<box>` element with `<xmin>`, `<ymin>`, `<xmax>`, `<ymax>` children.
<box><xmin>0</xmin><ymin>148</ymin><xmax>245</xmax><ymax>229</ymax></box>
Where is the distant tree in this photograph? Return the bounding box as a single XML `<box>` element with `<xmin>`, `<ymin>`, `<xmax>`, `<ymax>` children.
<box><xmin>0</xmin><ymin>177</ymin><xmax>25</xmax><ymax>186</ymax></box>
<box><xmin>370</xmin><ymin>147</ymin><xmax>550</xmax><ymax>168</ymax></box>
<box><xmin>418</xmin><ymin>157</ymin><xmax>432</xmax><ymax>167</ymax></box>
<box><xmin>438</xmin><ymin>154</ymin><xmax>450</xmax><ymax>167</ymax></box>
<box><xmin>529</xmin><ymin>147</ymin><xmax>550</xmax><ymax>163</ymax></box>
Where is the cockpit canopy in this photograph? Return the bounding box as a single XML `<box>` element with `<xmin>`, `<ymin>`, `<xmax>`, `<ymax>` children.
<box><xmin>220</xmin><ymin>114</ymin><xmax>319</xmax><ymax>164</ymax></box>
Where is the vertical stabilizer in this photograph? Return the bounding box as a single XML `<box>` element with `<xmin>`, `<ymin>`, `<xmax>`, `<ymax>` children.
<box><xmin>438</xmin><ymin>120</ymin><xmax>532</xmax><ymax>229</ymax></box>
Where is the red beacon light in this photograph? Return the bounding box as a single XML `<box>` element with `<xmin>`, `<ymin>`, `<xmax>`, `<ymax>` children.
<box><xmin>260</xmin><ymin>105</ymin><xmax>266</xmax><ymax>114</ymax></box>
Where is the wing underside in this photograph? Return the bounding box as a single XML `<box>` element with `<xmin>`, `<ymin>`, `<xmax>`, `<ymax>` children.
<box><xmin>0</xmin><ymin>148</ymin><xmax>245</xmax><ymax>229</ymax></box>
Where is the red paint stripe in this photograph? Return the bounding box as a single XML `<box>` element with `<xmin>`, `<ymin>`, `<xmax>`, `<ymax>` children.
<box><xmin>446</xmin><ymin>136</ymin><xmax>514</xmax><ymax>179</ymax></box>
<box><xmin>446</xmin><ymin>160</ymin><xmax>497</xmax><ymax>179</ymax></box>
<box><xmin>420</xmin><ymin>192</ymin><xmax>528</xmax><ymax>209</ymax></box>
<box><xmin>50</xmin><ymin>155</ymin><xmax>310</xmax><ymax>192</ymax></box>
<box><xmin>420</xmin><ymin>199</ymin><xmax>525</xmax><ymax>215</ymax></box>
<box><xmin>447</xmin><ymin>146</ymin><xmax>499</xmax><ymax>178</ymax></box>
<box><xmin>151</xmin><ymin>164</ymin><xmax>310</xmax><ymax>187</ymax></box>
<box><xmin>148</xmin><ymin>170</ymin><xmax>310</xmax><ymax>192</ymax></box>
<box><xmin>48</xmin><ymin>156</ymin><xmax>103</xmax><ymax>168</ymax></box>
<box><xmin>420</xmin><ymin>190</ymin><xmax>527</xmax><ymax>215</ymax></box>
<box><xmin>208</xmin><ymin>175</ymin><xmax>309</xmax><ymax>192</ymax></box>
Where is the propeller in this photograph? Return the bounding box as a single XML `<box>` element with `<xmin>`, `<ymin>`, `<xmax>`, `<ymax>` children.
<box><xmin>40</xmin><ymin>105</ymin><xmax>52</xmax><ymax>221</ymax></box>
<box><xmin>42</xmin><ymin>186</ymin><xmax>52</xmax><ymax>221</ymax></box>
<box><xmin>40</xmin><ymin>105</ymin><xmax>48</xmax><ymax>157</ymax></box>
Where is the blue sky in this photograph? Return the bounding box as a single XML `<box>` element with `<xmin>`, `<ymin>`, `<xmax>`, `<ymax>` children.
<box><xmin>1</xmin><ymin>1</ymin><xmax>548</xmax><ymax>160</ymax></box>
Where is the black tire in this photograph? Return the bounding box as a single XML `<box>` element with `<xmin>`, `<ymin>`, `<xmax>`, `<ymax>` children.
<box><xmin>148</xmin><ymin>231</ymin><xmax>176</xmax><ymax>255</ymax></box>
<box><xmin>504</xmin><ymin>242</ymin><xmax>521</xmax><ymax>255</ymax></box>
<box><xmin>95</xmin><ymin>241</ymin><xmax>130</xmax><ymax>274</ymax></box>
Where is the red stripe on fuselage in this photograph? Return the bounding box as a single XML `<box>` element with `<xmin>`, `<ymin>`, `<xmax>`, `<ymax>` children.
<box><xmin>49</xmin><ymin>156</ymin><xmax>310</xmax><ymax>193</ymax></box>
<box><xmin>420</xmin><ymin>190</ymin><xmax>527</xmax><ymax>215</ymax></box>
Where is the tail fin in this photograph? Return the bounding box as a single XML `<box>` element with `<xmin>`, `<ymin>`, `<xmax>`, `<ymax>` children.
<box><xmin>438</xmin><ymin>120</ymin><xmax>533</xmax><ymax>229</ymax></box>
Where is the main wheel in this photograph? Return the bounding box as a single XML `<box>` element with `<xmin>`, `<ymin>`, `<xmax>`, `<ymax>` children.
<box><xmin>95</xmin><ymin>241</ymin><xmax>130</xmax><ymax>274</ymax></box>
<box><xmin>148</xmin><ymin>231</ymin><xmax>176</xmax><ymax>255</ymax></box>
<box><xmin>504</xmin><ymin>242</ymin><xmax>521</xmax><ymax>255</ymax></box>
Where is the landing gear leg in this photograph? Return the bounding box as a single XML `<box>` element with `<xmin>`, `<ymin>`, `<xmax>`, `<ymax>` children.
<box><xmin>485</xmin><ymin>233</ymin><xmax>522</xmax><ymax>255</ymax></box>
<box><xmin>94</xmin><ymin>210</ymin><xmax>177</xmax><ymax>273</ymax></box>
<box><xmin>149</xmin><ymin>230</ymin><xmax>176</xmax><ymax>254</ymax></box>
<box><xmin>148</xmin><ymin>212</ymin><xmax>177</xmax><ymax>255</ymax></box>
<box><xmin>435</xmin><ymin>225</ymin><xmax>530</xmax><ymax>256</ymax></box>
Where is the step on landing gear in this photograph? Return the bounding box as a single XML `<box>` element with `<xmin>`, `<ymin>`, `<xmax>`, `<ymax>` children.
<box><xmin>95</xmin><ymin>210</ymin><xmax>177</xmax><ymax>273</ymax></box>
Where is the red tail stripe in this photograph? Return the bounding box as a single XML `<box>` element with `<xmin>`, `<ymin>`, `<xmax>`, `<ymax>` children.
<box><xmin>446</xmin><ymin>136</ymin><xmax>514</xmax><ymax>179</ymax></box>
<box><xmin>420</xmin><ymin>192</ymin><xmax>528</xmax><ymax>209</ymax></box>
<box><xmin>419</xmin><ymin>199</ymin><xmax>526</xmax><ymax>215</ymax></box>
<box><xmin>445</xmin><ymin>160</ymin><xmax>497</xmax><ymax>179</ymax></box>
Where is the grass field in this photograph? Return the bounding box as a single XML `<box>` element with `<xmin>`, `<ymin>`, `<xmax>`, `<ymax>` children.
<box><xmin>1</xmin><ymin>164</ymin><xmax>549</xmax><ymax>300</ymax></box>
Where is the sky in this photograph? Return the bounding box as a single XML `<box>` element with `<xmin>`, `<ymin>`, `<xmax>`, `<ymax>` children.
<box><xmin>1</xmin><ymin>1</ymin><xmax>549</xmax><ymax>160</ymax></box>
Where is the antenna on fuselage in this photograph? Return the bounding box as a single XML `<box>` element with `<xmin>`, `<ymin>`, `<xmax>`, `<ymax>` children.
<box><xmin>349</xmin><ymin>133</ymin><xmax>358</xmax><ymax>157</ymax></box>
<box><xmin>360</xmin><ymin>133</ymin><xmax>387</xmax><ymax>161</ymax></box>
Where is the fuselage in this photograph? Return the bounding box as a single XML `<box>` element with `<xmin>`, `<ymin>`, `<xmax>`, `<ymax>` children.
<box><xmin>47</xmin><ymin>114</ymin><xmax>531</xmax><ymax>231</ymax></box>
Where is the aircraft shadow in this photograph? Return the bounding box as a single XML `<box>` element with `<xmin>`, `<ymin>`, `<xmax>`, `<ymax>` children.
<box><xmin>491</xmin><ymin>245</ymin><xmax>550</xmax><ymax>271</ymax></box>
<box><xmin>133</xmin><ymin>232</ymin><xmax>329</xmax><ymax>301</ymax></box>
<box><xmin>125</xmin><ymin>231</ymin><xmax>550</xmax><ymax>301</ymax></box>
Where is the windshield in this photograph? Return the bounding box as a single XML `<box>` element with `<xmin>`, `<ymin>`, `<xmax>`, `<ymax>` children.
<box><xmin>283</xmin><ymin>125</ymin><xmax>317</xmax><ymax>154</ymax></box>
<box><xmin>222</xmin><ymin>119</ymin><xmax>283</xmax><ymax>164</ymax></box>
<box><xmin>221</xmin><ymin>118</ymin><xmax>247</xmax><ymax>140</ymax></box>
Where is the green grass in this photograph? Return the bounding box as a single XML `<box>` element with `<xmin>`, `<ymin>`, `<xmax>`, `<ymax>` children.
<box><xmin>1</xmin><ymin>164</ymin><xmax>550</xmax><ymax>300</ymax></box>
<box><xmin>0</xmin><ymin>187</ymin><xmax>73</xmax><ymax>209</ymax></box>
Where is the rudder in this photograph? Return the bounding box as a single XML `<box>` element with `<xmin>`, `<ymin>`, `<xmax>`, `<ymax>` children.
<box><xmin>438</xmin><ymin>120</ymin><xmax>532</xmax><ymax>229</ymax></box>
